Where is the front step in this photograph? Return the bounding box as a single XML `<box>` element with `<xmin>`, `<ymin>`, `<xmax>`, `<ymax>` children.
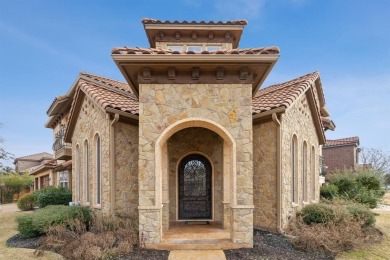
<box><xmin>145</xmin><ymin>238</ymin><xmax>248</xmax><ymax>250</ymax></box>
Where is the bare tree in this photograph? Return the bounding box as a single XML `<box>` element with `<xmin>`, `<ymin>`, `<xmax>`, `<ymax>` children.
<box><xmin>360</xmin><ymin>147</ymin><xmax>390</xmax><ymax>175</ymax></box>
<box><xmin>0</xmin><ymin>123</ymin><xmax>13</xmax><ymax>172</ymax></box>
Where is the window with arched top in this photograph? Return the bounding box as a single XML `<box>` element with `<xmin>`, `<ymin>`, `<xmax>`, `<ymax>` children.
<box><xmin>95</xmin><ymin>135</ymin><xmax>101</xmax><ymax>205</ymax></box>
<box><xmin>292</xmin><ymin>135</ymin><xmax>298</xmax><ymax>203</ymax></box>
<box><xmin>302</xmin><ymin>141</ymin><xmax>308</xmax><ymax>202</ymax></box>
<box><xmin>311</xmin><ymin>146</ymin><xmax>316</xmax><ymax>200</ymax></box>
<box><xmin>84</xmin><ymin>140</ymin><xmax>89</xmax><ymax>203</ymax></box>
<box><xmin>76</xmin><ymin>145</ymin><xmax>81</xmax><ymax>201</ymax></box>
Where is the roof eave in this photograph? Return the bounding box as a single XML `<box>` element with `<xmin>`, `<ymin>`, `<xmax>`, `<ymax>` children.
<box><xmin>112</xmin><ymin>54</ymin><xmax>279</xmax><ymax>98</ymax></box>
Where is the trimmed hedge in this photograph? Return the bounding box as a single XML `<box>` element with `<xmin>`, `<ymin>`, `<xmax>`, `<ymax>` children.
<box><xmin>35</xmin><ymin>186</ymin><xmax>72</xmax><ymax>208</ymax></box>
<box><xmin>17</xmin><ymin>193</ymin><xmax>36</xmax><ymax>211</ymax></box>
<box><xmin>17</xmin><ymin>205</ymin><xmax>90</xmax><ymax>238</ymax></box>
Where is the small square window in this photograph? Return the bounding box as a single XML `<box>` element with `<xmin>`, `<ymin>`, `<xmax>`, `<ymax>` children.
<box><xmin>187</xmin><ymin>46</ymin><xmax>202</xmax><ymax>52</ymax></box>
<box><xmin>206</xmin><ymin>46</ymin><xmax>221</xmax><ymax>51</ymax></box>
<box><xmin>168</xmin><ymin>45</ymin><xmax>183</xmax><ymax>52</ymax></box>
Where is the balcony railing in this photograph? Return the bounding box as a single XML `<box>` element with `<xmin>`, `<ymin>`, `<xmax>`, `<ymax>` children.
<box><xmin>53</xmin><ymin>124</ymin><xmax>72</xmax><ymax>159</ymax></box>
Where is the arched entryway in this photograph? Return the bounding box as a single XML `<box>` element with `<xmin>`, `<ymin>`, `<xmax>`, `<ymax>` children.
<box><xmin>178</xmin><ymin>154</ymin><xmax>212</xmax><ymax>220</ymax></box>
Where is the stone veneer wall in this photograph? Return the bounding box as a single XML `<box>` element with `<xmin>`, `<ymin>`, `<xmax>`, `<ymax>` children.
<box><xmin>167</xmin><ymin>127</ymin><xmax>223</xmax><ymax>223</ymax></box>
<box><xmin>280</xmin><ymin>93</ymin><xmax>320</xmax><ymax>229</ymax></box>
<box><xmin>114</xmin><ymin>122</ymin><xmax>139</xmax><ymax>220</ymax></box>
<box><xmin>253</xmin><ymin>121</ymin><xmax>278</xmax><ymax>231</ymax></box>
<box><xmin>71</xmin><ymin>97</ymin><xmax>110</xmax><ymax>212</ymax></box>
<box><xmin>138</xmin><ymin>83</ymin><xmax>253</xmax><ymax>246</ymax></box>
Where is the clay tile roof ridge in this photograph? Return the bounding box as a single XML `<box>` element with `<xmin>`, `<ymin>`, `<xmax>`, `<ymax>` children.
<box><xmin>141</xmin><ymin>18</ymin><xmax>248</xmax><ymax>25</ymax></box>
<box><xmin>79</xmin><ymin>72</ymin><xmax>134</xmax><ymax>96</ymax></box>
<box><xmin>111</xmin><ymin>46</ymin><xmax>280</xmax><ymax>55</ymax></box>
<box><xmin>78</xmin><ymin>74</ymin><xmax>136</xmax><ymax>100</ymax></box>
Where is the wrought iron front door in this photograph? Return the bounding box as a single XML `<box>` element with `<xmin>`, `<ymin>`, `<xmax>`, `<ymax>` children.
<box><xmin>178</xmin><ymin>154</ymin><xmax>212</xmax><ymax>220</ymax></box>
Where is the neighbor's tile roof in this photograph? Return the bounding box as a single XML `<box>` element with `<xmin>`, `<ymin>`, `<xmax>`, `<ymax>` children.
<box><xmin>79</xmin><ymin>80</ymin><xmax>139</xmax><ymax>115</ymax></box>
<box><xmin>141</xmin><ymin>18</ymin><xmax>248</xmax><ymax>25</ymax></box>
<box><xmin>111</xmin><ymin>46</ymin><xmax>280</xmax><ymax>55</ymax></box>
<box><xmin>252</xmin><ymin>72</ymin><xmax>320</xmax><ymax>114</ymax></box>
<box><xmin>14</xmin><ymin>152</ymin><xmax>53</xmax><ymax>162</ymax></box>
<box><xmin>324</xmin><ymin>137</ymin><xmax>360</xmax><ymax>147</ymax></box>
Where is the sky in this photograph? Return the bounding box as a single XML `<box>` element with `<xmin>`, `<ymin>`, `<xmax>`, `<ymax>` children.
<box><xmin>0</xmin><ymin>0</ymin><xmax>389</xmax><ymax>168</ymax></box>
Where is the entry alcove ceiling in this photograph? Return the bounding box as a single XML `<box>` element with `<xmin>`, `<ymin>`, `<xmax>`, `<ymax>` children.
<box><xmin>111</xmin><ymin>50</ymin><xmax>280</xmax><ymax>98</ymax></box>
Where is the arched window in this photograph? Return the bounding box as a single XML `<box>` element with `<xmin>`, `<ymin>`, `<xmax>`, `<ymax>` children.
<box><xmin>95</xmin><ymin>135</ymin><xmax>101</xmax><ymax>205</ymax></box>
<box><xmin>292</xmin><ymin>135</ymin><xmax>298</xmax><ymax>203</ymax></box>
<box><xmin>84</xmin><ymin>141</ymin><xmax>89</xmax><ymax>203</ymax></box>
<box><xmin>76</xmin><ymin>145</ymin><xmax>81</xmax><ymax>201</ymax></box>
<box><xmin>302</xmin><ymin>141</ymin><xmax>308</xmax><ymax>202</ymax></box>
<box><xmin>311</xmin><ymin>146</ymin><xmax>316</xmax><ymax>200</ymax></box>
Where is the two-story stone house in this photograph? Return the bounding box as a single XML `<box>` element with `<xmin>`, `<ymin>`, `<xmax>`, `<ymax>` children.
<box><xmin>46</xmin><ymin>19</ymin><xmax>335</xmax><ymax>249</ymax></box>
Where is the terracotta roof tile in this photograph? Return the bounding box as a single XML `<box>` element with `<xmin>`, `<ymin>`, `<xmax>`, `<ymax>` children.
<box><xmin>80</xmin><ymin>72</ymin><xmax>134</xmax><ymax>95</ymax></box>
<box><xmin>111</xmin><ymin>46</ymin><xmax>280</xmax><ymax>55</ymax></box>
<box><xmin>252</xmin><ymin>72</ymin><xmax>319</xmax><ymax>114</ymax></box>
<box><xmin>79</xmin><ymin>80</ymin><xmax>139</xmax><ymax>115</ymax></box>
<box><xmin>141</xmin><ymin>18</ymin><xmax>248</xmax><ymax>25</ymax></box>
<box><xmin>324</xmin><ymin>137</ymin><xmax>359</xmax><ymax>147</ymax></box>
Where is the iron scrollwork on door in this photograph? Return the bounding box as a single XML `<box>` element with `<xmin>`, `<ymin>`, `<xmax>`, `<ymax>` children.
<box><xmin>178</xmin><ymin>154</ymin><xmax>212</xmax><ymax>220</ymax></box>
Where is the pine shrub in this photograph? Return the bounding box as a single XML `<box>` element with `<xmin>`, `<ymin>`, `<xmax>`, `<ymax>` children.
<box><xmin>300</xmin><ymin>203</ymin><xmax>336</xmax><ymax>224</ymax></box>
<box><xmin>17</xmin><ymin>193</ymin><xmax>36</xmax><ymax>211</ymax></box>
<box><xmin>320</xmin><ymin>184</ymin><xmax>339</xmax><ymax>200</ymax></box>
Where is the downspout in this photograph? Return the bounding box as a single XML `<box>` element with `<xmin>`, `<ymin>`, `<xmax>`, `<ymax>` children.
<box><xmin>110</xmin><ymin>114</ymin><xmax>120</xmax><ymax>215</ymax></box>
<box><xmin>272</xmin><ymin>112</ymin><xmax>283</xmax><ymax>233</ymax></box>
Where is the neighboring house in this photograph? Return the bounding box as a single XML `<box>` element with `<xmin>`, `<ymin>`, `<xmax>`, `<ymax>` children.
<box><xmin>46</xmin><ymin>19</ymin><xmax>335</xmax><ymax>249</ymax></box>
<box><xmin>14</xmin><ymin>152</ymin><xmax>53</xmax><ymax>173</ymax></box>
<box><xmin>322</xmin><ymin>137</ymin><xmax>360</xmax><ymax>173</ymax></box>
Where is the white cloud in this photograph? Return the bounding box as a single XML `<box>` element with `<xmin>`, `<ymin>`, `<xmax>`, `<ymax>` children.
<box><xmin>214</xmin><ymin>0</ymin><xmax>266</xmax><ymax>18</ymax></box>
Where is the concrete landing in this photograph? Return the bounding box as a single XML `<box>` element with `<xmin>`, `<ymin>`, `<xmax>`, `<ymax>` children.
<box><xmin>146</xmin><ymin>222</ymin><xmax>247</xmax><ymax>250</ymax></box>
<box><xmin>168</xmin><ymin>250</ymin><xmax>226</xmax><ymax>260</ymax></box>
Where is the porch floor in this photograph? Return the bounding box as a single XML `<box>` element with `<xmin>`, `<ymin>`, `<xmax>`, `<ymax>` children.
<box><xmin>145</xmin><ymin>222</ymin><xmax>248</xmax><ymax>250</ymax></box>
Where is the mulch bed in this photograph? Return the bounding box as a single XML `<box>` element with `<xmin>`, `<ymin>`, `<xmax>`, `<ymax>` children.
<box><xmin>224</xmin><ymin>229</ymin><xmax>334</xmax><ymax>260</ymax></box>
<box><xmin>7</xmin><ymin>229</ymin><xmax>334</xmax><ymax>260</ymax></box>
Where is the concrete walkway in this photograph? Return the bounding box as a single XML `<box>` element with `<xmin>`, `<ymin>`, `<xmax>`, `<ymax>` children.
<box><xmin>0</xmin><ymin>203</ymin><xmax>19</xmax><ymax>213</ymax></box>
<box><xmin>168</xmin><ymin>250</ymin><xmax>226</xmax><ymax>260</ymax></box>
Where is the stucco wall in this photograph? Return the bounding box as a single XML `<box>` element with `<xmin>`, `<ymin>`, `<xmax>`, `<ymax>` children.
<box><xmin>114</xmin><ymin>122</ymin><xmax>139</xmax><ymax>220</ymax></box>
<box><xmin>253</xmin><ymin>121</ymin><xmax>278</xmax><ymax>231</ymax></box>
<box><xmin>167</xmin><ymin>127</ymin><xmax>223</xmax><ymax>222</ymax></box>
<box><xmin>280</xmin><ymin>93</ymin><xmax>320</xmax><ymax>229</ymax></box>
<box><xmin>71</xmin><ymin>97</ymin><xmax>110</xmax><ymax>212</ymax></box>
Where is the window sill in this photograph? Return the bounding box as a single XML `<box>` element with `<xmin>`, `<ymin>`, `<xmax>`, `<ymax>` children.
<box><xmin>291</xmin><ymin>202</ymin><xmax>299</xmax><ymax>208</ymax></box>
<box><xmin>93</xmin><ymin>204</ymin><xmax>102</xmax><ymax>209</ymax></box>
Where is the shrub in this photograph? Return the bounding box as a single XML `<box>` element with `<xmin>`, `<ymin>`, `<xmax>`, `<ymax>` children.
<box><xmin>35</xmin><ymin>186</ymin><xmax>72</xmax><ymax>208</ymax></box>
<box><xmin>288</xmin><ymin>201</ymin><xmax>382</xmax><ymax>254</ymax></box>
<box><xmin>17</xmin><ymin>205</ymin><xmax>90</xmax><ymax>238</ymax></box>
<box><xmin>39</xmin><ymin>212</ymin><xmax>138</xmax><ymax>259</ymax></box>
<box><xmin>326</xmin><ymin>170</ymin><xmax>385</xmax><ymax>208</ymax></box>
<box><xmin>346</xmin><ymin>203</ymin><xmax>375</xmax><ymax>227</ymax></box>
<box><xmin>300</xmin><ymin>203</ymin><xmax>336</xmax><ymax>224</ymax></box>
<box><xmin>17</xmin><ymin>193</ymin><xmax>36</xmax><ymax>211</ymax></box>
<box><xmin>320</xmin><ymin>184</ymin><xmax>339</xmax><ymax>200</ymax></box>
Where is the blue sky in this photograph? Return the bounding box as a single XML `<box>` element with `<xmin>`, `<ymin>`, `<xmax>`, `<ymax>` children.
<box><xmin>0</xmin><ymin>0</ymin><xmax>389</xmax><ymax>167</ymax></box>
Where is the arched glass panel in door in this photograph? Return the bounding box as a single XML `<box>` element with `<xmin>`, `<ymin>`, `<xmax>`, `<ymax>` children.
<box><xmin>178</xmin><ymin>154</ymin><xmax>212</xmax><ymax>220</ymax></box>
